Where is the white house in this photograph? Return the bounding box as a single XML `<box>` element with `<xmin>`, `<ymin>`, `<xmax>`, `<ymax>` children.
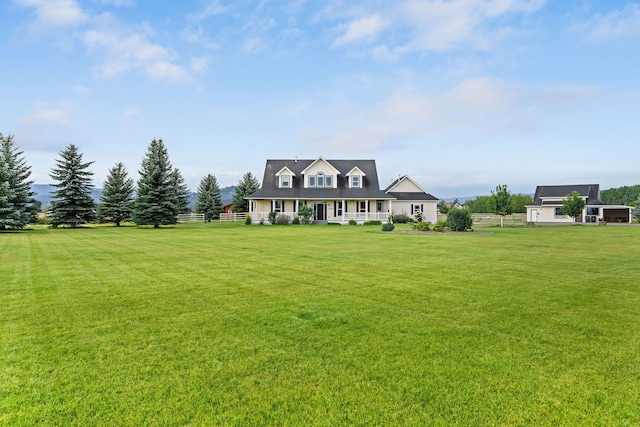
<box><xmin>526</xmin><ymin>184</ymin><xmax>632</xmax><ymax>224</ymax></box>
<box><xmin>246</xmin><ymin>157</ymin><xmax>438</xmax><ymax>224</ymax></box>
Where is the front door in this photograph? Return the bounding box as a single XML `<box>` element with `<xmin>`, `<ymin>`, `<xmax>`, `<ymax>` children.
<box><xmin>314</xmin><ymin>203</ymin><xmax>326</xmax><ymax>221</ymax></box>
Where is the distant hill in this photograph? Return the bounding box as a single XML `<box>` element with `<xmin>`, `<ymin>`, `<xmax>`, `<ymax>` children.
<box><xmin>31</xmin><ymin>184</ymin><xmax>236</xmax><ymax>209</ymax></box>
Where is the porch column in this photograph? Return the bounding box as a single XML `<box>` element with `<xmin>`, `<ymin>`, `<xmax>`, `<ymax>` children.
<box><xmin>342</xmin><ymin>199</ymin><xmax>346</xmax><ymax>223</ymax></box>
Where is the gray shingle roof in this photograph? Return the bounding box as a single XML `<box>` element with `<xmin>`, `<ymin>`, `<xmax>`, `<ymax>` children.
<box><xmin>530</xmin><ymin>184</ymin><xmax>600</xmax><ymax>206</ymax></box>
<box><xmin>246</xmin><ymin>159</ymin><xmax>394</xmax><ymax>200</ymax></box>
<box><xmin>387</xmin><ymin>192</ymin><xmax>439</xmax><ymax>201</ymax></box>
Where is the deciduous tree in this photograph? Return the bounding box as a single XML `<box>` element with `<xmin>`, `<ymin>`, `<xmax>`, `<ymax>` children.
<box><xmin>97</xmin><ymin>162</ymin><xmax>135</xmax><ymax>226</ymax></box>
<box><xmin>49</xmin><ymin>144</ymin><xmax>96</xmax><ymax>228</ymax></box>
<box><xmin>561</xmin><ymin>190</ymin><xmax>586</xmax><ymax>221</ymax></box>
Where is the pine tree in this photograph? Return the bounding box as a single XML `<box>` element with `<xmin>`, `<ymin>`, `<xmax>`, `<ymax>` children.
<box><xmin>97</xmin><ymin>162</ymin><xmax>135</xmax><ymax>226</ymax></box>
<box><xmin>49</xmin><ymin>144</ymin><xmax>96</xmax><ymax>228</ymax></box>
<box><xmin>170</xmin><ymin>168</ymin><xmax>191</xmax><ymax>215</ymax></box>
<box><xmin>133</xmin><ymin>139</ymin><xmax>179</xmax><ymax>228</ymax></box>
<box><xmin>0</xmin><ymin>134</ymin><xmax>39</xmax><ymax>230</ymax></box>
<box><xmin>232</xmin><ymin>172</ymin><xmax>260</xmax><ymax>212</ymax></box>
<box><xmin>195</xmin><ymin>174</ymin><xmax>223</xmax><ymax>221</ymax></box>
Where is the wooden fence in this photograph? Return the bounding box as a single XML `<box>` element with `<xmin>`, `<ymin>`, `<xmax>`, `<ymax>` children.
<box><xmin>219</xmin><ymin>213</ymin><xmax>247</xmax><ymax>222</ymax></box>
<box><xmin>176</xmin><ymin>213</ymin><xmax>205</xmax><ymax>223</ymax></box>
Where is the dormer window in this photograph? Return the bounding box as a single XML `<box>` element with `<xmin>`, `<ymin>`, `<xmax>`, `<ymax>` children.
<box><xmin>276</xmin><ymin>166</ymin><xmax>295</xmax><ymax>189</ymax></box>
<box><xmin>281</xmin><ymin>175</ymin><xmax>290</xmax><ymax>188</ymax></box>
<box><xmin>351</xmin><ymin>175</ymin><xmax>360</xmax><ymax>188</ymax></box>
<box><xmin>308</xmin><ymin>172</ymin><xmax>333</xmax><ymax>188</ymax></box>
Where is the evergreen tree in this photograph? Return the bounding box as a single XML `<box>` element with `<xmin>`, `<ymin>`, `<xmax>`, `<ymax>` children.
<box><xmin>49</xmin><ymin>144</ymin><xmax>96</xmax><ymax>228</ymax></box>
<box><xmin>133</xmin><ymin>138</ymin><xmax>179</xmax><ymax>228</ymax></box>
<box><xmin>170</xmin><ymin>168</ymin><xmax>191</xmax><ymax>214</ymax></box>
<box><xmin>97</xmin><ymin>162</ymin><xmax>135</xmax><ymax>226</ymax></box>
<box><xmin>0</xmin><ymin>134</ymin><xmax>38</xmax><ymax>229</ymax></box>
<box><xmin>232</xmin><ymin>172</ymin><xmax>260</xmax><ymax>212</ymax></box>
<box><xmin>195</xmin><ymin>174</ymin><xmax>223</xmax><ymax>221</ymax></box>
<box><xmin>633</xmin><ymin>195</ymin><xmax>640</xmax><ymax>221</ymax></box>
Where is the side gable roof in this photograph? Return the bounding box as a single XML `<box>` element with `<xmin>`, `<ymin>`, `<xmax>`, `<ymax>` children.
<box><xmin>246</xmin><ymin>159</ymin><xmax>393</xmax><ymax>200</ymax></box>
<box><xmin>530</xmin><ymin>184</ymin><xmax>601</xmax><ymax>206</ymax></box>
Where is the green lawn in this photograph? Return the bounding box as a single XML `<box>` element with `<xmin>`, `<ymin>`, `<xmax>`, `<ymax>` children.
<box><xmin>2</xmin><ymin>223</ymin><xmax>640</xmax><ymax>425</ymax></box>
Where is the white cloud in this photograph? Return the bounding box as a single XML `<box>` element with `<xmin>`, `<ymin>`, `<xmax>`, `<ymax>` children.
<box><xmin>119</xmin><ymin>107</ymin><xmax>142</xmax><ymax>122</ymax></box>
<box><xmin>190</xmin><ymin>57</ymin><xmax>211</xmax><ymax>72</ymax></box>
<box><xmin>283</xmin><ymin>99</ymin><xmax>314</xmax><ymax>117</ymax></box>
<box><xmin>145</xmin><ymin>61</ymin><xmax>190</xmax><ymax>83</ymax></box>
<box><xmin>241</xmin><ymin>37</ymin><xmax>266</xmax><ymax>54</ymax></box>
<box><xmin>582</xmin><ymin>4</ymin><xmax>640</xmax><ymax>42</ymax></box>
<box><xmin>81</xmin><ymin>29</ymin><xmax>188</xmax><ymax>82</ymax></box>
<box><xmin>334</xmin><ymin>15</ymin><xmax>389</xmax><ymax>46</ymax></box>
<box><xmin>14</xmin><ymin>0</ymin><xmax>87</xmax><ymax>30</ymax></box>
<box><xmin>188</xmin><ymin>0</ymin><xmax>230</xmax><ymax>22</ymax></box>
<box><xmin>17</xmin><ymin>102</ymin><xmax>73</xmax><ymax>127</ymax></box>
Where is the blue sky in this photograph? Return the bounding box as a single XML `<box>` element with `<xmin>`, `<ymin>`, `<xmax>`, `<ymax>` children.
<box><xmin>1</xmin><ymin>0</ymin><xmax>639</xmax><ymax>198</ymax></box>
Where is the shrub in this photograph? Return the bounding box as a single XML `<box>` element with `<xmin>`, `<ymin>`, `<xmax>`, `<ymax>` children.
<box><xmin>297</xmin><ymin>205</ymin><xmax>314</xmax><ymax>224</ymax></box>
<box><xmin>268</xmin><ymin>211</ymin><xmax>277</xmax><ymax>224</ymax></box>
<box><xmin>348</xmin><ymin>219</ymin><xmax>357</xmax><ymax>225</ymax></box>
<box><xmin>447</xmin><ymin>208</ymin><xmax>473</xmax><ymax>232</ymax></box>
<box><xmin>381</xmin><ymin>222</ymin><xmax>395</xmax><ymax>232</ymax></box>
<box><xmin>259</xmin><ymin>218</ymin><xmax>264</xmax><ymax>225</ymax></box>
<box><xmin>393</xmin><ymin>213</ymin><xmax>411</xmax><ymax>224</ymax></box>
<box><xmin>432</xmin><ymin>220</ymin><xmax>447</xmax><ymax>232</ymax></box>
<box><xmin>363</xmin><ymin>220</ymin><xmax>382</xmax><ymax>225</ymax></box>
<box><xmin>414</xmin><ymin>210</ymin><xmax>423</xmax><ymax>222</ymax></box>
<box><xmin>275</xmin><ymin>214</ymin><xmax>290</xmax><ymax>225</ymax></box>
<box><xmin>245</xmin><ymin>215</ymin><xmax>252</xmax><ymax>225</ymax></box>
<box><xmin>292</xmin><ymin>216</ymin><xmax>300</xmax><ymax>224</ymax></box>
<box><xmin>416</xmin><ymin>221</ymin><xmax>429</xmax><ymax>231</ymax></box>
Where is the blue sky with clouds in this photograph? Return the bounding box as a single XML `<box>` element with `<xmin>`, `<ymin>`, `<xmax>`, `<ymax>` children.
<box><xmin>1</xmin><ymin>0</ymin><xmax>639</xmax><ymax>198</ymax></box>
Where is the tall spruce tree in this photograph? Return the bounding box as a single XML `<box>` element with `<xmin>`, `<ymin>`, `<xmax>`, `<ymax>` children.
<box><xmin>49</xmin><ymin>144</ymin><xmax>96</xmax><ymax>228</ymax></box>
<box><xmin>232</xmin><ymin>172</ymin><xmax>260</xmax><ymax>212</ymax></box>
<box><xmin>170</xmin><ymin>168</ymin><xmax>191</xmax><ymax>215</ymax></box>
<box><xmin>133</xmin><ymin>139</ymin><xmax>180</xmax><ymax>227</ymax></box>
<box><xmin>195</xmin><ymin>174</ymin><xmax>223</xmax><ymax>221</ymax></box>
<box><xmin>0</xmin><ymin>134</ymin><xmax>38</xmax><ymax>230</ymax></box>
<box><xmin>97</xmin><ymin>162</ymin><xmax>135</xmax><ymax>226</ymax></box>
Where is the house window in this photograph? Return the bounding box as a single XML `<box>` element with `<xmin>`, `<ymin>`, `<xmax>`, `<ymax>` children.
<box><xmin>554</xmin><ymin>207</ymin><xmax>566</xmax><ymax>218</ymax></box>
<box><xmin>586</xmin><ymin>207</ymin><xmax>599</xmax><ymax>216</ymax></box>
<box><xmin>412</xmin><ymin>204</ymin><xmax>423</xmax><ymax>214</ymax></box>
<box><xmin>274</xmin><ymin>200</ymin><xmax>282</xmax><ymax>212</ymax></box>
<box><xmin>281</xmin><ymin>175</ymin><xmax>290</xmax><ymax>188</ymax></box>
<box><xmin>376</xmin><ymin>201</ymin><xmax>383</xmax><ymax>212</ymax></box>
<box><xmin>351</xmin><ymin>176</ymin><xmax>360</xmax><ymax>188</ymax></box>
<box><xmin>317</xmin><ymin>172</ymin><xmax>324</xmax><ymax>188</ymax></box>
<box><xmin>336</xmin><ymin>201</ymin><xmax>343</xmax><ymax>216</ymax></box>
<box><xmin>309</xmin><ymin>176</ymin><xmax>316</xmax><ymax>187</ymax></box>
<box><xmin>359</xmin><ymin>201</ymin><xmax>367</xmax><ymax>212</ymax></box>
<box><xmin>325</xmin><ymin>175</ymin><xmax>333</xmax><ymax>187</ymax></box>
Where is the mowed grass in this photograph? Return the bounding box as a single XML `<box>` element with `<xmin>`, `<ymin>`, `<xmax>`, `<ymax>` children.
<box><xmin>2</xmin><ymin>223</ymin><xmax>640</xmax><ymax>426</ymax></box>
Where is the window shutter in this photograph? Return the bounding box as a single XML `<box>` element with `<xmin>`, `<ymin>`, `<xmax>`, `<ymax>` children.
<box><xmin>368</xmin><ymin>201</ymin><xmax>371</xmax><ymax>212</ymax></box>
<box><xmin>421</xmin><ymin>204</ymin><xmax>424</xmax><ymax>213</ymax></box>
<box><xmin>334</xmin><ymin>201</ymin><xmax>336</xmax><ymax>213</ymax></box>
<box><xmin>345</xmin><ymin>202</ymin><xmax>348</xmax><ymax>213</ymax></box>
<box><xmin>411</xmin><ymin>205</ymin><xmax>414</xmax><ymax>214</ymax></box>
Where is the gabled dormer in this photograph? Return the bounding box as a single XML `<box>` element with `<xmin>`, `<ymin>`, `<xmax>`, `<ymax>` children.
<box><xmin>345</xmin><ymin>166</ymin><xmax>366</xmax><ymax>189</ymax></box>
<box><xmin>300</xmin><ymin>156</ymin><xmax>340</xmax><ymax>189</ymax></box>
<box><xmin>275</xmin><ymin>166</ymin><xmax>295</xmax><ymax>189</ymax></box>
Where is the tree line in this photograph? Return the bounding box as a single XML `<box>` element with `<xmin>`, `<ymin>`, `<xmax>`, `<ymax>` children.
<box><xmin>439</xmin><ymin>185</ymin><xmax>533</xmax><ymax>215</ymax></box>
<box><xmin>0</xmin><ymin>135</ymin><xmax>261</xmax><ymax>229</ymax></box>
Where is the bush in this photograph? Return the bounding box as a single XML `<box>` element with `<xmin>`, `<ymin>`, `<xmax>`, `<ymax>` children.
<box><xmin>414</xmin><ymin>211</ymin><xmax>423</xmax><ymax>222</ymax></box>
<box><xmin>363</xmin><ymin>220</ymin><xmax>382</xmax><ymax>225</ymax></box>
<box><xmin>297</xmin><ymin>205</ymin><xmax>314</xmax><ymax>225</ymax></box>
<box><xmin>245</xmin><ymin>215</ymin><xmax>252</xmax><ymax>225</ymax></box>
<box><xmin>292</xmin><ymin>216</ymin><xmax>300</xmax><ymax>224</ymax></box>
<box><xmin>432</xmin><ymin>220</ymin><xmax>447</xmax><ymax>232</ymax></box>
<box><xmin>275</xmin><ymin>214</ymin><xmax>290</xmax><ymax>225</ymax></box>
<box><xmin>416</xmin><ymin>221</ymin><xmax>429</xmax><ymax>231</ymax></box>
<box><xmin>268</xmin><ymin>211</ymin><xmax>277</xmax><ymax>224</ymax></box>
<box><xmin>381</xmin><ymin>222</ymin><xmax>395</xmax><ymax>232</ymax></box>
<box><xmin>348</xmin><ymin>219</ymin><xmax>357</xmax><ymax>225</ymax></box>
<box><xmin>393</xmin><ymin>213</ymin><xmax>411</xmax><ymax>224</ymax></box>
<box><xmin>446</xmin><ymin>208</ymin><xmax>473</xmax><ymax>231</ymax></box>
